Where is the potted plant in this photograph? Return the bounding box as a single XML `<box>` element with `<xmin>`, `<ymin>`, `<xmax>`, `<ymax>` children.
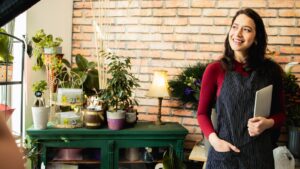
<box><xmin>101</xmin><ymin>52</ymin><xmax>140</xmax><ymax>130</ymax></box>
<box><xmin>61</xmin><ymin>54</ymin><xmax>99</xmax><ymax>96</ymax></box>
<box><xmin>283</xmin><ymin>62</ymin><xmax>300</xmax><ymax>158</ymax></box>
<box><xmin>31</xmin><ymin>80</ymin><xmax>50</xmax><ymax>129</ymax></box>
<box><xmin>0</xmin><ymin>28</ymin><xmax>14</xmax><ymax>81</ymax></box>
<box><xmin>169</xmin><ymin>62</ymin><xmax>208</xmax><ymax>110</ymax></box>
<box><xmin>23</xmin><ymin>135</ymin><xmax>40</xmax><ymax>169</ymax></box>
<box><xmin>31</xmin><ymin>29</ymin><xmax>63</xmax><ymax>71</ymax></box>
<box><xmin>162</xmin><ymin>145</ymin><xmax>186</xmax><ymax>169</ymax></box>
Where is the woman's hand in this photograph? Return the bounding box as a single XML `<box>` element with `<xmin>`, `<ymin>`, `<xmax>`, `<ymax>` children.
<box><xmin>247</xmin><ymin>117</ymin><xmax>274</xmax><ymax>136</ymax></box>
<box><xmin>208</xmin><ymin>133</ymin><xmax>240</xmax><ymax>153</ymax></box>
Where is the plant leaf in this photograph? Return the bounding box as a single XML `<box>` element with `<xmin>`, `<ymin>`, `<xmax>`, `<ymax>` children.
<box><xmin>75</xmin><ymin>54</ymin><xmax>88</xmax><ymax>71</ymax></box>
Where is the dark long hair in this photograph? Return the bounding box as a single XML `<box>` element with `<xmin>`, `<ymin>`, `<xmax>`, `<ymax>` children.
<box><xmin>221</xmin><ymin>8</ymin><xmax>267</xmax><ymax>71</ymax></box>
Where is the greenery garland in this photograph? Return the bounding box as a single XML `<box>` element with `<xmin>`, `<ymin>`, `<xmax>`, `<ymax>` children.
<box><xmin>169</xmin><ymin>62</ymin><xmax>208</xmax><ymax>110</ymax></box>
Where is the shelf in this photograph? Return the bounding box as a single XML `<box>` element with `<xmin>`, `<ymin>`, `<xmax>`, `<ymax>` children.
<box><xmin>119</xmin><ymin>160</ymin><xmax>162</xmax><ymax>164</ymax></box>
<box><xmin>49</xmin><ymin>160</ymin><xmax>100</xmax><ymax>164</ymax></box>
<box><xmin>0</xmin><ymin>81</ymin><xmax>22</xmax><ymax>85</ymax></box>
<box><xmin>27</xmin><ymin>122</ymin><xmax>188</xmax><ymax>169</ymax></box>
<box><xmin>51</xmin><ymin>101</ymin><xmax>83</xmax><ymax>106</ymax></box>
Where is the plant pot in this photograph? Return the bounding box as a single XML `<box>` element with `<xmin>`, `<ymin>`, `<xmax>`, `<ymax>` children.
<box><xmin>125</xmin><ymin>148</ymin><xmax>140</xmax><ymax>161</ymax></box>
<box><xmin>125</xmin><ymin>111</ymin><xmax>137</xmax><ymax>125</ymax></box>
<box><xmin>44</xmin><ymin>54</ymin><xmax>64</xmax><ymax>93</ymax></box>
<box><xmin>107</xmin><ymin>110</ymin><xmax>125</xmax><ymax>130</ymax></box>
<box><xmin>0</xmin><ymin>63</ymin><xmax>13</xmax><ymax>82</ymax></box>
<box><xmin>32</xmin><ymin>106</ymin><xmax>50</xmax><ymax>129</ymax></box>
<box><xmin>44</xmin><ymin>47</ymin><xmax>62</xmax><ymax>54</ymax></box>
<box><xmin>288</xmin><ymin>126</ymin><xmax>300</xmax><ymax>158</ymax></box>
<box><xmin>83</xmin><ymin>109</ymin><xmax>105</xmax><ymax>129</ymax></box>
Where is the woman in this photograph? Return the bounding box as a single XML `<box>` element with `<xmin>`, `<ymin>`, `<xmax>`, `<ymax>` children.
<box><xmin>197</xmin><ymin>8</ymin><xmax>285</xmax><ymax>169</ymax></box>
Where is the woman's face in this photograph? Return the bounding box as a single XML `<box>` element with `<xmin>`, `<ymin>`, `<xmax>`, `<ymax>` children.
<box><xmin>229</xmin><ymin>14</ymin><xmax>256</xmax><ymax>56</ymax></box>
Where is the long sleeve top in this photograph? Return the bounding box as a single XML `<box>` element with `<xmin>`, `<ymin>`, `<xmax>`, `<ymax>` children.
<box><xmin>197</xmin><ymin>61</ymin><xmax>286</xmax><ymax>138</ymax></box>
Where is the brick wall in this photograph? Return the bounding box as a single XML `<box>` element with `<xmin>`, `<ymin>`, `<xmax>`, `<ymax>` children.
<box><xmin>72</xmin><ymin>0</ymin><xmax>300</xmax><ymax>149</ymax></box>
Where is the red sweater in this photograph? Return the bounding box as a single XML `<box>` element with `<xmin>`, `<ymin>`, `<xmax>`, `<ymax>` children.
<box><xmin>197</xmin><ymin>61</ymin><xmax>286</xmax><ymax>138</ymax></box>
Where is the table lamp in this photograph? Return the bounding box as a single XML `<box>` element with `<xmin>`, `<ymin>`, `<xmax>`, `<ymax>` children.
<box><xmin>147</xmin><ymin>70</ymin><xmax>170</xmax><ymax>125</ymax></box>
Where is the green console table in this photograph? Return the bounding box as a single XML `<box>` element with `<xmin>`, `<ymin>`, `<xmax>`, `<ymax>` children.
<box><xmin>26</xmin><ymin>122</ymin><xmax>188</xmax><ymax>169</ymax></box>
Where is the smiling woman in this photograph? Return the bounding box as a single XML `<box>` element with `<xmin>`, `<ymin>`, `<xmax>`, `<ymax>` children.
<box><xmin>197</xmin><ymin>8</ymin><xmax>285</xmax><ymax>169</ymax></box>
<box><xmin>228</xmin><ymin>14</ymin><xmax>256</xmax><ymax>62</ymax></box>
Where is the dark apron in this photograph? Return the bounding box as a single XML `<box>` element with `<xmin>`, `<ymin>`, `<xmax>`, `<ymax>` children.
<box><xmin>206</xmin><ymin>71</ymin><xmax>274</xmax><ymax>169</ymax></box>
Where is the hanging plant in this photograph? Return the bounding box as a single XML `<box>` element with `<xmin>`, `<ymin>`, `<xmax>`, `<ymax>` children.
<box><xmin>169</xmin><ymin>62</ymin><xmax>208</xmax><ymax>109</ymax></box>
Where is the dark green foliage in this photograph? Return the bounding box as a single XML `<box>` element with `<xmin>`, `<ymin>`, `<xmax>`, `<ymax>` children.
<box><xmin>31</xmin><ymin>29</ymin><xmax>63</xmax><ymax>71</ymax></box>
<box><xmin>283</xmin><ymin>72</ymin><xmax>300</xmax><ymax>126</ymax></box>
<box><xmin>101</xmin><ymin>52</ymin><xmax>140</xmax><ymax>111</ymax></box>
<box><xmin>0</xmin><ymin>28</ymin><xmax>13</xmax><ymax>63</ymax></box>
<box><xmin>24</xmin><ymin>136</ymin><xmax>40</xmax><ymax>169</ymax></box>
<box><xmin>169</xmin><ymin>62</ymin><xmax>208</xmax><ymax>109</ymax></box>
<box><xmin>62</xmin><ymin>54</ymin><xmax>99</xmax><ymax>96</ymax></box>
<box><xmin>163</xmin><ymin>145</ymin><xmax>186</xmax><ymax>169</ymax></box>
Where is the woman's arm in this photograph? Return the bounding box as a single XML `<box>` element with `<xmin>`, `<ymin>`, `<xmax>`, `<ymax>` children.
<box><xmin>197</xmin><ymin>62</ymin><xmax>218</xmax><ymax>138</ymax></box>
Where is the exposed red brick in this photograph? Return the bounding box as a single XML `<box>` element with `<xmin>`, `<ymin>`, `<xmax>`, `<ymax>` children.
<box><xmin>140</xmin><ymin>1</ymin><xmax>163</xmax><ymax>8</ymax></box>
<box><xmin>269</xmin><ymin>1</ymin><xmax>294</xmax><ymax>8</ymax></box>
<box><xmin>172</xmin><ymin>109</ymin><xmax>194</xmax><ymax>116</ymax></box>
<box><xmin>178</xmin><ymin>9</ymin><xmax>201</xmax><ymax>16</ymax></box>
<box><xmin>268</xmin><ymin>36</ymin><xmax>292</xmax><ymax>45</ymax></box>
<box><xmin>74</xmin><ymin>2</ymin><xmax>92</xmax><ymax>9</ymax></box>
<box><xmin>153</xmin><ymin>9</ymin><xmax>176</xmax><ymax>17</ymax></box>
<box><xmin>182</xmin><ymin>117</ymin><xmax>198</xmax><ymax>125</ymax></box>
<box><xmin>241</xmin><ymin>1</ymin><xmax>267</xmax><ymax>8</ymax></box>
<box><xmin>281</xmin><ymin>28</ymin><xmax>300</xmax><ymax>36</ymax></box>
<box><xmin>269</xmin><ymin>18</ymin><xmax>296</xmax><ymax>26</ymax></box>
<box><xmin>164</xmin><ymin>17</ymin><xmax>188</xmax><ymax>26</ymax></box>
<box><xmin>165</xmin><ymin>0</ymin><xmax>189</xmax><ymax>8</ymax></box>
<box><xmin>140</xmin><ymin>18</ymin><xmax>163</xmax><ymax>25</ymax></box>
<box><xmin>279</xmin><ymin>9</ymin><xmax>300</xmax><ymax>17</ymax></box>
<box><xmin>217</xmin><ymin>0</ymin><xmax>239</xmax><ymax>8</ymax></box>
<box><xmin>203</xmin><ymin>9</ymin><xmax>228</xmax><ymax>17</ymax></box>
<box><xmin>191</xmin><ymin>0</ymin><xmax>215</xmax><ymax>8</ymax></box>
<box><xmin>174</xmin><ymin>43</ymin><xmax>197</xmax><ymax>51</ymax></box>
<box><xmin>161</xmin><ymin>51</ymin><xmax>185</xmax><ymax>59</ymax></box>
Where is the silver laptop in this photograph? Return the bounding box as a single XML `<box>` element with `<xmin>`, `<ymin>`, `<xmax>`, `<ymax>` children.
<box><xmin>253</xmin><ymin>85</ymin><xmax>273</xmax><ymax>117</ymax></box>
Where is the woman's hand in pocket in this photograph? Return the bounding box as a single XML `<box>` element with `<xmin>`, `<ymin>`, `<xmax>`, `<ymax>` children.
<box><xmin>208</xmin><ymin>132</ymin><xmax>240</xmax><ymax>153</ymax></box>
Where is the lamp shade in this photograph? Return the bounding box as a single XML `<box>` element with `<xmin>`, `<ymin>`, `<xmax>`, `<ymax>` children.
<box><xmin>147</xmin><ymin>70</ymin><xmax>170</xmax><ymax>98</ymax></box>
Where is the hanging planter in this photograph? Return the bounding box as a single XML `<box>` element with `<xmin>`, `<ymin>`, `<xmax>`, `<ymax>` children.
<box><xmin>44</xmin><ymin>53</ymin><xmax>64</xmax><ymax>93</ymax></box>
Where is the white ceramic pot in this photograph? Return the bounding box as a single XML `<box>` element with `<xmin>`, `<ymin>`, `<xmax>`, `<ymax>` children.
<box><xmin>44</xmin><ymin>47</ymin><xmax>62</xmax><ymax>54</ymax></box>
<box><xmin>32</xmin><ymin>106</ymin><xmax>50</xmax><ymax>129</ymax></box>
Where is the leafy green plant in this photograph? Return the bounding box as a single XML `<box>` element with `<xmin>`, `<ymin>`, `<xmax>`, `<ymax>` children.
<box><xmin>31</xmin><ymin>29</ymin><xmax>63</xmax><ymax>70</ymax></box>
<box><xmin>62</xmin><ymin>54</ymin><xmax>99</xmax><ymax>96</ymax></box>
<box><xmin>101</xmin><ymin>52</ymin><xmax>140</xmax><ymax>111</ymax></box>
<box><xmin>0</xmin><ymin>28</ymin><xmax>13</xmax><ymax>63</ymax></box>
<box><xmin>163</xmin><ymin>145</ymin><xmax>186</xmax><ymax>169</ymax></box>
<box><xmin>283</xmin><ymin>72</ymin><xmax>300</xmax><ymax>126</ymax></box>
<box><xmin>23</xmin><ymin>135</ymin><xmax>40</xmax><ymax>169</ymax></box>
<box><xmin>32</xmin><ymin>80</ymin><xmax>48</xmax><ymax>93</ymax></box>
<box><xmin>169</xmin><ymin>62</ymin><xmax>208</xmax><ymax>109</ymax></box>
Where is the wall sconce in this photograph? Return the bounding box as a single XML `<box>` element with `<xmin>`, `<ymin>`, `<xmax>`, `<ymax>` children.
<box><xmin>147</xmin><ymin>70</ymin><xmax>170</xmax><ymax>125</ymax></box>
